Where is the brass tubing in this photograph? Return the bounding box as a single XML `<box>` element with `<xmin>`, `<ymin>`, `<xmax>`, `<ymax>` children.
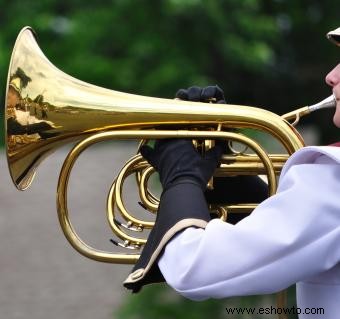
<box><xmin>215</xmin><ymin>154</ymin><xmax>288</xmax><ymax>175</ymax></box>
<box><xmin>107</xmin><ymin>180</ymin><xmax>147</xmax><ymax>246</ymax></box>
<box><xmin>108</xmin><ymin>155</ymin><xmax>154</xmax><ymax>228</ymax></box>
<box><xmin>57</xmin><ymin>129</ymin><xmax>277</xmax><ymax>263</ymax></box>
<box><xmin>138</xmin><ymin>165</ymin><xmax>159</xmax><ymax>211</ymax></box>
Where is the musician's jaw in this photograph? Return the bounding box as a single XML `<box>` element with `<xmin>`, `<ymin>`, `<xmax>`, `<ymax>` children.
<box><xmin>332</xmin><ymin>88</ymin><xmax>340</xmax><ymax>127</ymax></box>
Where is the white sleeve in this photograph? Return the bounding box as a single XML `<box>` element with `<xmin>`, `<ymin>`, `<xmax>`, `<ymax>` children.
<box><xmin>158</xmin><ymin>159</ymin><xmax>340</xmax><ymax>300</ymax></box>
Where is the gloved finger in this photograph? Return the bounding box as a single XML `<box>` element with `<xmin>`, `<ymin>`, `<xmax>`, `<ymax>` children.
<box><xmin>155</xmin><ymin>138</ymin><xmax>196</xmax><ymax>155</ymax></box>
<box><xmin>200</xmin><ymin>86</ymin><xmax>217</xmax><ymax>102</ymax></box>
<box><xmin>154</xmin><ymin>138</ymin><xmax>179</xmax><ymax>152</ymax></box>
<box><xmin>175</xmin><ymin>89</ymin><xmax>189</xmax><ymax>100</ymax></box>
<box><xmin>201</xmin><ymin>85</ymin><xmax>225</xmax><ymax>103</ymax></box>
<box><xmin>214</xmin><ymin>85</ymin><xmax>225</xmax><ymax>101</ymax></box>
<box><xmin>215</xmin><ymin>139</ymin><xmax>227</xmax><ymax>152</ymax></box>
<box><xmin>200</xmin><ymin>86</ymin><xmax>220</xmax><ymax>102</ymax></box>
<box><xmin>205</xmin><ymin>140</ymin><xmax>227</xmax><ymax>161</ymax></box>
<box><xmin>187</xmin><ymin>86</ymin><xmax>203</xmax><ymax>101</ymax></box>
<box><xmin>140</xmin><ymin>145</ymin><xmax>158</xmax><ymax>168</ymax></box>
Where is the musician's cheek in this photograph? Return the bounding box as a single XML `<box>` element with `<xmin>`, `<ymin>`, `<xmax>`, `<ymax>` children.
<box><xmin>333</xmin><ymin>101</ymin><xmax>340</xmax><ymax>127</ymax></box>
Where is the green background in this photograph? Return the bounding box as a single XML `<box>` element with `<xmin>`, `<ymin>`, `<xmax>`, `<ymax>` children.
<box><xmin>0</xmin><ymin>1</ymin><xmax>338</xmax><ymax>318</ymax></box>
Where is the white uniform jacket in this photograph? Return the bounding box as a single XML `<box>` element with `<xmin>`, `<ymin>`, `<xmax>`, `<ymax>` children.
<box><xmin>158</xmin><ymin>146</ymin><xmax>340</xmax><ymax>318</ymax></box>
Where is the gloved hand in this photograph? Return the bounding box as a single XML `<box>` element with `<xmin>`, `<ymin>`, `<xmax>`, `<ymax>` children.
<box><xmin>140</xmin><ymin>85</ymin><xmax>227</xmax><ymax>191</ymax></box>
<box><xmin>175</xmin><ymin>85</ymin><xmax>226</xmax><ymax>104</ymax></box>
<box><xmin>140</xmin><ymin>139</ymin><xmax>225</xmax><ymax>191</ymax></box>
<box><xmin>175</xmin><ymin>85</ymin><xmax>269</xmax><ymax>224</ymax></box>
<box><xmin>125</xmin><ymin>139</ymin><xmax>224</xmax><ymax>293</ymax></box>
<box><xmin>123</xmin><ymin>85</ymin><xmax>265</xmax><ymax>294</ymax></box>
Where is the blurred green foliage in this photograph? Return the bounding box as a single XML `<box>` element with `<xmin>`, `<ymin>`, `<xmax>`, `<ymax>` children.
<box><xmin>0</xmin><ymin>1</ymin><xmax>337</xmax><ymax>316</ymax></box>
<box><xmin>116</xmin><ymin>284</ymin><xmax>299</xmax><ymax>319</ymax></box>
<box><xmin>0</xmin><ymin>0</ymin><xmax>339</xmax><ymax>145</ymax></box>
<box><xmin>116</xmin><ymin>284</ymin><xmax>227</xmax><ymax>319</ymax></box>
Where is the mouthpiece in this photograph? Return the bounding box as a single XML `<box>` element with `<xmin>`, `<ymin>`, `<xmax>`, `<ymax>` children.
<box><xmin>282</xmin><ymin>94</ymin><xmax>336</xmax><ymax>125</ymax></box>
<box><xmin>308</xmin><ymin>94</ymin><xmax>336</xmax><ymax>112</ymax></box>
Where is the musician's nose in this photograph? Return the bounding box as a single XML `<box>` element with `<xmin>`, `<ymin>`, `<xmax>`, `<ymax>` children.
<box><xmin>325</xmin><ymin>64</ymin><xmax>340</xmax><ymax>87</ymax></box>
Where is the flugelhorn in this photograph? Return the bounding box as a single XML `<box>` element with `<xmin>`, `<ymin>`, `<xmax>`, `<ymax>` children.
<box><xmin>5</xmin><ymin>25</ymin><xmax>335</xmax><ymax>259</ymax></box>
<box><xmin>4</xmin><ymin>26</ymin><xmax>335</xmax><ymax>318</ymax></box>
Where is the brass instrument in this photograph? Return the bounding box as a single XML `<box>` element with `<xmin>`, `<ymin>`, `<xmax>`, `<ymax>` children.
<box><xmin>5</xmin><ymin>26</ymin><xmax>336</xmax><ymax>319</ymax></box>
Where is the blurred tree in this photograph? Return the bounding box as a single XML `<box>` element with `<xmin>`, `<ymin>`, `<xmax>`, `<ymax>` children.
<box><xmin>115</xmin><ymin>284</ymin><xmax>298</xmax><ymax>319</ymax></box>
<box><xmin>116</xmin><ymin>284</ymin><xmax>226</xmax><ymax>319</ymax></box>
<box><xmin>0</xmin><ymin>0</ymin><xmax>337</xmax><ymax>317</ymax></box>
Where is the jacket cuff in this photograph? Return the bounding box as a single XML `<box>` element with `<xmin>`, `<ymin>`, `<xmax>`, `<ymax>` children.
<box><xmin>123</xmin><ymin>180</ymin><xmax>210</xmax><ymax>292</ymax></box>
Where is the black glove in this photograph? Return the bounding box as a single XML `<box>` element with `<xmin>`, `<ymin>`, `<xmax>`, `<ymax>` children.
<box><xmin>123</xmin><ymin>139</ymin><xmax>225</xmax><ymax>293</ymax></box>
<box><xmin>175</xmin><ymin>85</ymin><xmax>226</xmax><ymax>104</ymax></box>
<box><xmin>140</xmin><ymin>85</ymin><xmax>227</xmax><ymax>192</ymax></box>
<box><xmin>140</xmin><ymin>139</ymin><xmax>225</xmax><ymax>191</ymax></box>
<box><xmin>175</xmin><ymin>85</ymin><xmax>268</xmax><ymax>224</ymax></box>
<box><xmin>123</xmin><ymin>179</ymin><xmax>211</xmax><ymax>292</ymax></box>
